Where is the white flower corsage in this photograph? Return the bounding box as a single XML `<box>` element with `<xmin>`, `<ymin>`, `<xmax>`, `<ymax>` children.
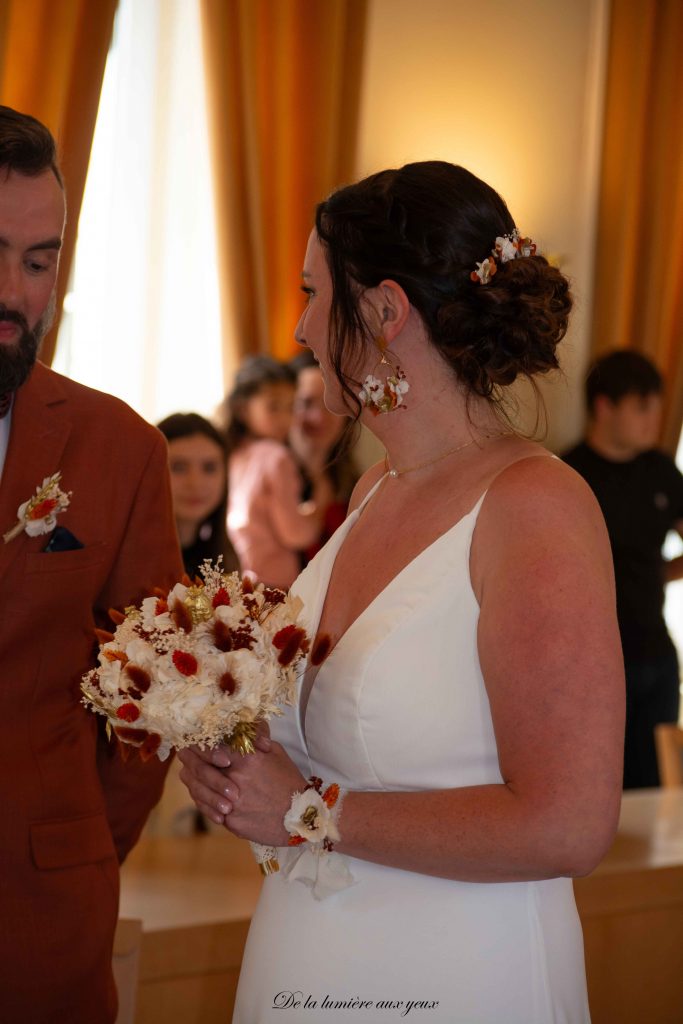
<box><xmin>3</xmin><ymin>472</ymin><xmax>71</xmax><ymax>544</ymax></box>
<box><xmin>280</xmin><ymin>776</ymin><xmax>354</xmax><ymax>900</ymax></box>
<box><xmin>284</xmin><ymin>779</ymin><xmax>342</xmax><ymax>848</ymax></box>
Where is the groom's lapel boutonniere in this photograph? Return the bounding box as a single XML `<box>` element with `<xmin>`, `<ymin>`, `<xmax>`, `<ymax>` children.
<box><xmin>3</xmin><ymin>472</ymin><xmax>72</xmax><ymax>544</ymax></box>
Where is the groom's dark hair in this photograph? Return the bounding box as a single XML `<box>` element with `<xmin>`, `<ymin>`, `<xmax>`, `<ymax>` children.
<box><xmin>0</xmin><ymin>105</ymin><xmax>63</xmax><ymax>187</ymax></box>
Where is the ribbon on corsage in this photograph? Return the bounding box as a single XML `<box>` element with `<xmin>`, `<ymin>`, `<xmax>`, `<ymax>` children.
<box><xmin>3</xmin><ymin>472</ymin><xmax>71</xmax><ymax>544</ymax></box>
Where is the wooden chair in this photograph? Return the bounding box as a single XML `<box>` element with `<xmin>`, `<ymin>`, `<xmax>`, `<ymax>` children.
<box><xmin>655</xmin><ymin>724</ymin><xmax>683</xmax><ymax>787</ymax></box>
<box><xmin>113</xmin><ymin>918</ymin><xmax>143</xmax><ymax>1024</ymax></box>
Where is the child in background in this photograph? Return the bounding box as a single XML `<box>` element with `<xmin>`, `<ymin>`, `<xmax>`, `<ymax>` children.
<box><xmin>225</xmin><ymin>356</ymin><xmax>332</xmax><ymax>589</ymax></box>
<box><xmin>157</xmin><ymin>413</ymin><xmax>239</xmax><ymax>579</ymax></box>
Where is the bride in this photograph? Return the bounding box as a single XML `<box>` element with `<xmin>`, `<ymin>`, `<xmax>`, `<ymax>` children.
<box><xmin>179</xmin><ymin>161</ymin><xmax>624</xmax><ymax>1023</ymax></box>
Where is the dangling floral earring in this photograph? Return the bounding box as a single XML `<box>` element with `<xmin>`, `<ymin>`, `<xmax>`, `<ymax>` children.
<box><xmin>358</xmin><ymin>336</ymin><xmax>410</xmax><ymax>415</ymax></box>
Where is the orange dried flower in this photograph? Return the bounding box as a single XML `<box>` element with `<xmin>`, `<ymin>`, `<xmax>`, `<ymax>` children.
<box><xmin>155</xmin><ymin>598</ymin><xmax>168</xmax><ymax>616</ymax></box>
<box><xmin>103</xmin><ymin>649</ymin><xmax>129</xmax><ymax>665</ymax></box>
<box><xmin>94</xmin><ymin>628</ymin><xmax>115</xmax><ymax>645</ymax></box>
<box><xmin>322</xmin><ymin>783</ymin><xmax>340</xmax><ymax>808</ymax></box>
<box><xmin>108</xmin><ymin>608</ymin><xmax>126</xmax><ymax>625</ymax></box>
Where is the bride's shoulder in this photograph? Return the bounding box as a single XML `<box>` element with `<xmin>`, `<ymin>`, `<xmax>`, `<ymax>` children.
<box><xmin>347</xmin><ymin>460</ymin><xmax>387</xmax><ymax>514</ymax></box>
<box><xmin>475</xmin><ymin>448</ymin><xmax>609</xmax><ymax>556</ymax></box>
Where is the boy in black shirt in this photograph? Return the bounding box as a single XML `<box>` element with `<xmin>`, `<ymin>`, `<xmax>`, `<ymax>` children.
<box><xmin>564</xmin><ymin>350</ymin><xmax>683</xmax><ymax>787</ymax></box>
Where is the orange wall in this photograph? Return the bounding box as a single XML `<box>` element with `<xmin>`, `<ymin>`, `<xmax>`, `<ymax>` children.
<box><xmin>354</xmin><ymin>0</ymin><xmax>610</xmax><ymax>450</ymax></box>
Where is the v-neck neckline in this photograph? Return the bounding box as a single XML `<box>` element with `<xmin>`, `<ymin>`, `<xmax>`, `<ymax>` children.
<box><xmin>297</xmin><ymin>480</ymin><xmax>487</xmax><ymax>748</ymax></box>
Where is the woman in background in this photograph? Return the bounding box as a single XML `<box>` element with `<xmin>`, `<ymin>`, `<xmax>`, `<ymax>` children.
<box><xmin>224</xmin><ymin>355</ymin><xmax>332</xmax><ymax>589</ymax></box>
<box><xmin>289</xmin><ymin>348</ymin><xmax>359</xmax><ymax>564</ymax></box>
<box><xmin>157</xmin><ymin>412</ymin><xmax>238</xmax><ymax>579</ymax></box>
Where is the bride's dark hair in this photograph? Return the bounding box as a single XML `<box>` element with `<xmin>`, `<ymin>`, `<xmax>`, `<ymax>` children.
<box><xmin>315</xmin><ymin>160</ymin><xmax>571</xmax><ymax>415</ymax></box>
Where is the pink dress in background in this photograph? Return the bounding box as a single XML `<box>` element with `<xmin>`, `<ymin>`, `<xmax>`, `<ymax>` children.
<box><xmin>227</xmin><ymin>439</ymin><xmax>320</xmax><ymax>590</ymax></box>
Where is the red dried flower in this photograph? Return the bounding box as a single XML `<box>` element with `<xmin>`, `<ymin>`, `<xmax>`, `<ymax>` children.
<box><xmin>263</xmin><ymin>587</ymin><xmax>286</xmax><ymax>605</ymax></box>
<box><xmin>273</xmin><ymin>625</ymin><xmax>308</xmax><ymax>667</ymax></box>
<box><xmin>213</xmin><ymin>619</ymin><xmax>233</xmax><ymax>652</ymax></box>
<box><xmin>108</xmin><ymin>607</ymin><xmax>126</xmax><ymax>625</ymax></box>
<box><xmin>287</xmin><ymin>835</ymin><xmax>307</xmax><ymax>846</ymax></box>
<box><xmin>310</xmin><ymin>632</ymin><xmax>332</xmax><ymax>666</ymax></box>
<box><xmin>241</xmin><ymin>575</ymin><xmax>254</xmax><ymax>595</ymax></box>
<box><xmin>172</xmin><ymin>650</ymin><xmax>198</xmax><ymax>676</ymax></box>
<box><xmin>125</xmin><ymin>663</ymin><xmax>152</xmax><ymax>693</ymax></box>
<box><xmin>218</xmin><ymin>671</ymin><xmax>238</xmax><ymax>694</ymax></box>
<box><xmin>155</xmin><ymin>598</ymin><xmax>168</xmax><ymax>616</ymax></box>
<box><xmin>273</xmin><ymin>625</ymin><xmax>297</xmax><ymax>650</ymax></box>
<box><xmin>117</xmin><ymin>703</ymin><xmax>140</xmax><ymax>723</ymax></box>
<box><xmin>212</xmin><ymin>587</ymin><xmax>230</xmax><ymax>608</ymax></box>
<box><xmin>114</xmin><ymin>726</ymin><xmax>148</xmax><ymax>745</ymax></box>
<box><xmin>28</xmin><ymin>497</ymin><xmax>58</xmax><ymax>520</ymax></box>
<box><xmin>231</xmin><ymin>626</ymin><xmax>255</xmax><ymax>651</ymax></box>
<box><xmin>94</xmin><ymin>628</ymin><xmax>115</xmax><ymax>645</ymax></box>
<box><xmin>171</xmin><ymin>599</ymin><xmax>193</xmax><ymax>633</ymax></box>
<box><xmin>140</xmin><ymin>733</ymin><xmax>162</xmax><ymax>761</ymax></box>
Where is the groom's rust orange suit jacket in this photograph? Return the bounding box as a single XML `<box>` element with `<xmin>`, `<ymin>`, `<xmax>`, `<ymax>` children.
<box><xmin>0</xmin><ymin>362</ymin><xmax>183</xmax><ymax>1023</ymax></box>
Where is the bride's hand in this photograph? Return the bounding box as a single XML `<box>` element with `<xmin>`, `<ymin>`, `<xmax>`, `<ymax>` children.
<box><xmin>177</xmin><ymin>725</ymin><xmax>306</xmax><ymax>843</ymax></box>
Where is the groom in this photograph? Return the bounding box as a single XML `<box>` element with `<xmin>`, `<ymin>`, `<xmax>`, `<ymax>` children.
<box><xmin>0</xmin><ymin>106</ymin><xmax>183</xmax><ymax>1021</ymax></box>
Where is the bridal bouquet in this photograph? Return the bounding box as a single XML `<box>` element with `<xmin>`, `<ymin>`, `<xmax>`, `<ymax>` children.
<box><xmin>81</xmin><ymin>559</ymin><xmax>309</xmax><ymax>872</ymax></box>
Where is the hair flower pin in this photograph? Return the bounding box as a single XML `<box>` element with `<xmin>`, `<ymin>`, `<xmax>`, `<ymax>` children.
<box><xmin>3</xmin><ymin>472</ymin><xmax>72</xmax><ymax>544</ymax></box>
<box><xmin>471</xmin><ymin>228</ymin><xmax>538</xmax><ymax>284</ymax></box>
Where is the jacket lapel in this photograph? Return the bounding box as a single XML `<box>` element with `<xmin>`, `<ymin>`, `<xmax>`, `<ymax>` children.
<box><xmin>0</xmin><ymin>363</ymin><xmax>72</xmax><ymax>579</ymax></box>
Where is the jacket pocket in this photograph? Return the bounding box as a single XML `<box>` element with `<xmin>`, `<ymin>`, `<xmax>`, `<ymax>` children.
<box><xmin>30</xmin><ymin>812</ymin><xmax>117</xmax><ymax>870</ymax></box>
<box><xmin>25</xmin><ymin>541</ymin><xmax>108</xmax><ymax>574</ymax></box>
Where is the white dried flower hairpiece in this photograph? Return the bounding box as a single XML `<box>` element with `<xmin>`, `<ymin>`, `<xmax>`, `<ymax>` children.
<box><xmin>470</xmin><ymin>228</ymin><xmax>537</xmax><ymax>285</ymax></box>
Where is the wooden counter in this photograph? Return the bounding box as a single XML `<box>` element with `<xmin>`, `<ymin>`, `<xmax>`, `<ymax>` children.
<box><xmin>121</xmin><ymin>788</ymin><xmax>683</xmax><ymax>1024</ymax></box>
<box><xmin>574</xmin><ymin>788</ymin><xmax>683</xmax><ymax>1024</ymax></box>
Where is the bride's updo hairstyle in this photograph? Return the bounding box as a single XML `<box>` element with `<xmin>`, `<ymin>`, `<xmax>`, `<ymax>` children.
<box><xmin>315</xmin><ymin>160</ymin><xmax>571</xmax><ymax>411</ymax></box>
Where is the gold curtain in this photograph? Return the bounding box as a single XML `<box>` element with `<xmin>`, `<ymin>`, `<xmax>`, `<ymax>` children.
<box><xmin>200</xmin><ymin>0</ymin><xmax>367</xmax><ymax>382</ymax></box>
<box><xmin>591</xmin><ymin>0</ymin><xmax>683</xmax><ymax>453</ymax></box>
<box><xmin>0</xmin><ymin>0</ymin><xmax>117</xmax><ymax>366</ymax></box>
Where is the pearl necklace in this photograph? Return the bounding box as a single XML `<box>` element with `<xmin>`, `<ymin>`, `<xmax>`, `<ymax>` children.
<box><xmin>386</xmin><ymin>432</ymin><xmax>513</xmax><ymax>478</ymax></box>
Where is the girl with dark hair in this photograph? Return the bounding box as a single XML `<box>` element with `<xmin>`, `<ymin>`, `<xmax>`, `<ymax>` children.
<box><xmin>224</xmin><ymin>355</ymin><xmax>332</xmax><ymax>589</ymax></box>
<box><xmin>180</xmin><ymin>162</ymin><xmax>624</xmax><ymax>1023</ymax></box>
<box><xmin>289</xmin><ymin>348</ymin><xmax>360</xmax><ymax>563</ymax></box>
<box><xmin>157</xmin><ymin>412</ymin><xmax>238</xmax><ymax>579</ymax></box>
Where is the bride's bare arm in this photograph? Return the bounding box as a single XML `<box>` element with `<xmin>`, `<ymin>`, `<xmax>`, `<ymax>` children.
<box><xmin>179</xmin><ymin>457</ymin><xmax>624</xmax><ymax>882</ymax></box>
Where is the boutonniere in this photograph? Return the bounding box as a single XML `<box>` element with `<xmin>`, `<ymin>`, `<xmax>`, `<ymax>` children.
<box><xmin>3</xmin><ymin>472</ymin><xmax>72</xmax><ymax>544</ymax></box>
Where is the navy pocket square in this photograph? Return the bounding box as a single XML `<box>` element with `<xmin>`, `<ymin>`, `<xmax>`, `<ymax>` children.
<box><xmin>43</xmin><ymin>527</ymin><xmax>84</xmax><ymax>552</ymax></box>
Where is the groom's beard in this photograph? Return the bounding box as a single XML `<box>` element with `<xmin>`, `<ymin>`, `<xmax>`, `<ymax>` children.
<box><xmin>0</xmin><ymin>294</ymin><xmax>55</xmax><ymax>393</ymax></box>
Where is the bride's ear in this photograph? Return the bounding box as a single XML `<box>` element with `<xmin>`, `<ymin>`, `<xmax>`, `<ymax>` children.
<box><xmin>363</xmin><ymin>279</ymin><xmax>411</xmax><ymax>344</ymax></box>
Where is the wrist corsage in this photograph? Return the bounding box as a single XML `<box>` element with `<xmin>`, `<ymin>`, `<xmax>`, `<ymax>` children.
<box><xmin>284</xmin><ymin>776</ymin><xmax>343</xmax><ymax>851</ymax></box>
<box><xmin>280</xmin><ymin>776</ymin><xmax>354</xmax><ymax>901</ymax></box>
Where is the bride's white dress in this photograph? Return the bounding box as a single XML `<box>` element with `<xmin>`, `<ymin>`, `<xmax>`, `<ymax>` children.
<box><xmin>233</xmin><ymin>483</ymin><xmax>591</xmax><ymax>1023</ymax></box>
